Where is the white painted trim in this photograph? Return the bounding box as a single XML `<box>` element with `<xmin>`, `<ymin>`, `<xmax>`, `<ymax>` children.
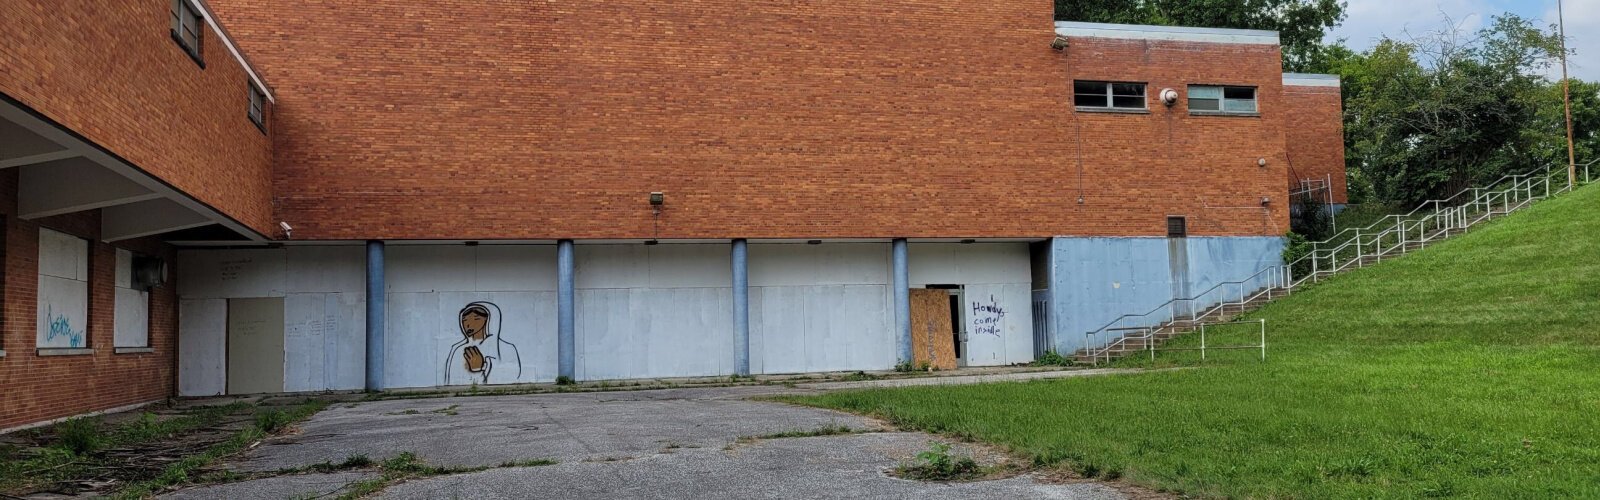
<box><xmin>1054</xmin><ymin>21</ymin><xmax>1279</xmax><ymax>45</ymax></box>
<box><xmin>115</xmin><ymin>347</ymin><xmax>156</xmax><ymax>354</ymax></box>
<box><xmin>0</xmin><ymin>150</ymin><xmax>79</xmax><ymax>169</ymax></box>
<box><xmin>1283</xmin><ymin>73</ymin><xmax>1341</xmax><ymax>88</ymax></box>
<box><xmin>186</xmin><ymin>0</ymin><xmax>274</xmax><ymax>103</ymax></box>
<box><xmin>0</xmin><ymin>399</ymin><xmax>163</xmax><ymax>436</ymax></box>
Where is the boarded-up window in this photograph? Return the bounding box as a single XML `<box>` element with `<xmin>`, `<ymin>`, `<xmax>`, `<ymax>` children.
<box><xmin>115</xmin><ymin>249</ymin><xmax>150</xmax><ymax>348</ymax></box>
<box><xmin>38</xmin><ymin>228</ymin><xmax>89</xmax><ymax>349</ymax></box>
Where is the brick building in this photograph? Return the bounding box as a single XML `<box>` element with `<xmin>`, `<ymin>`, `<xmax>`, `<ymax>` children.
<box><xmin>0</xmin><ymin>1</ymin><xmax>1345</xmax><ymax>431</ymax></box>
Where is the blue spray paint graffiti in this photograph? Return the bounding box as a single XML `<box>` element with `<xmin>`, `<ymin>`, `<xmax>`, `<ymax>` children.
<box><xmin>970</xmin><ymin>295</ymin><xmax>1007</xmax><ymax>337</ymax></box>
<box><xmin>44</xmin><ymin>304</ymin><xmax>84</xmax><ymax>348</ymax></box>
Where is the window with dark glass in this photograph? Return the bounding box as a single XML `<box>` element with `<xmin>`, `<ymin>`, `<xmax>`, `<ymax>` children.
<box><xmin>170</xmin><ymin>0</ymin><xmax>204</xmax><ymax>66</ymax></box>
<box><xmin>1074</xmin><ymin>81</ymin><xmax>1147</xmax><ymax>110</ymax></box>
<box><xmin>248</xmin><ymin>84</ymin><xmax>265</xmax><ymax>130</ymax></box>
<box><xmin>1188</xmin><ymin>85</ymin><xmax>1258</xmax><ymax>114</ymax></box>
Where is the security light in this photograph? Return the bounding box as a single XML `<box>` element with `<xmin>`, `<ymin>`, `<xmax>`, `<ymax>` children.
<box><xmin>649</xmin><ymin>192</ymin><xmax>665</xmax><ymax>206</ymax></box>
<box><xmin>1051</xmin><ymin>37</ymin><xmax>1069</xmax><ymax>51</ymax></box>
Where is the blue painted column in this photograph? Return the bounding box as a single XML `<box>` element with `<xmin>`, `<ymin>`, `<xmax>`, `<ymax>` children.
<box><xmin>731</xmin><ymin>239</ymin><xmax>750</xmax><ymax>376</ymax></box>
<box><xmin>892</xmin><ymin>238</ymin><xmax>911</xmax><ymax>364</ymax></box>
<box><xmin>364</xmin><ymin>240</ymin><xmax>385</xmax><ymax>391</ymax></box>
<box><xmin>557</xmin><ymin>240</ymin><xmax>576</xmax><ymax>381</ymax></box>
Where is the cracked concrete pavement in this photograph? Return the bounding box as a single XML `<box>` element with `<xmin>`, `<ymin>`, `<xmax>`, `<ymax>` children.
<box><xmin>162</xmin><ymin>381</ymin><xmax>1143</xmax><ymax>499</ymax></box>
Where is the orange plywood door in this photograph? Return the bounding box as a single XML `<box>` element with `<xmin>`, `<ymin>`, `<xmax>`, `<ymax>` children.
<box><xmin>910</xmin><ymin>289</ymin><xmax>958</xmax><ymax>371</ymax></box>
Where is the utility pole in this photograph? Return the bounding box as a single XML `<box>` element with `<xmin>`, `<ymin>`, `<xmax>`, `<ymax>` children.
<box><xmin>1560</xmin><ymin>0</ymin><xmax>1576</xmax><ymax>189</ymax></box>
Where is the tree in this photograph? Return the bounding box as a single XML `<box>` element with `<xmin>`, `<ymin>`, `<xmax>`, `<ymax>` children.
<box><xmin>1054</xmin><ymin>0</ymin><xmax>1348</xmax><ymax>72</ymax></box>
<box><xmin>1340</xmin><ymin>15</ymin><xmax>1565</xmax><ymax>204</ymax></box>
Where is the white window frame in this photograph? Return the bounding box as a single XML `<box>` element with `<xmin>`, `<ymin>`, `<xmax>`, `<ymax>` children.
<box><xmin>1188</xmin><ymin>85</ymin><xmax>1258</xmax><ymax>115</ymax></box>
<box><xmin>1074</xmin><ymin>81</ymin><xmax>1148</xmax><ymax>111</ymax></box>
<box><xmin>170</xmin><ymin>0</ymin><xmax>204</xmax><ymax>66</ymax></box>
<box><xmin>248</xmin><ymin>84</ymin><xmax>266</xmax><ymax>131</ymax></box>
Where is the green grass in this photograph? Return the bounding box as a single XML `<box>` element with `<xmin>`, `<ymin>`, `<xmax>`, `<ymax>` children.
<box><xmin>786</xmin><ymin>184</ymin><xmax>1600</xmax><ymax>498</ymax></box>
<box><xmin>0</xmin><ymin>402</ymin><xmax>255</xmax><ymax>495</ymax></box>
<box><xmin>113</xmin><ymin>399</ymin><xmax>329</xmax><ymax>499</ymax></box>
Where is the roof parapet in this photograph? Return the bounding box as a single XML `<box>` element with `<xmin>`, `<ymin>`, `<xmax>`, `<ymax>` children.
<box><xmin>1053</xmin><ymin>21</ymin><xmax>1280</xmax><ymax>45</ymax></box>
<box><xmin>1283</xmin><ymin>73</ymin><xmax>1341</xmax><ymax>87</ymax></box>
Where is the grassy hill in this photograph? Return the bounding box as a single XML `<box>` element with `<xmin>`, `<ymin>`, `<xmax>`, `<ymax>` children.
<box><xmin>787</xmin><ymin>184</ymin><xmax>1600</xmax><ymax>498</ymax></box>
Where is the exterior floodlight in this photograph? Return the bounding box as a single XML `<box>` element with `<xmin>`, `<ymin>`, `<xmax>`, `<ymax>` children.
<box><xmin>1051</xmin><ymin>37</ymin><xmax>1069</xmax><ymax>51</ymax></box>
<box><xmin>1258</xmin><ymin>158</ymin><xmax>1269</xmax><ymax>168</ymax></box>
<box><xmin>649</xmin><ymin>192</ymin><xmax>665</xmax><ymax>206</ymax></box>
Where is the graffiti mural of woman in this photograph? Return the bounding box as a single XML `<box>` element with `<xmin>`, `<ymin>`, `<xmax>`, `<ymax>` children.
<box><xmin>444</xmin><ymin>301</ymin><xmax>523</xmax><ymax>385</ymax></box>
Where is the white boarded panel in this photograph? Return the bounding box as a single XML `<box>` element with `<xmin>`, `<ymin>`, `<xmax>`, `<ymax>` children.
<box><xmin>751</xmin><ymin>284</ymin><xmax>893</xmax><ymax>374</ymax></box>
<box><xmin>179</xmin><ymin>299</ymin><xmax>227</xmax><ymax>396</ymax></box>
<box><xmin>177</xmin><ymin>249</ymin><xmax>287</xmax><ymax>299</ymax></box>
<box><xmin>115</xmin><ymin>248</ymin><xmax>133</xmax><ymax>288</ymax></box>
<box><xmin>908</xmin><ymin>243</ymin><xmax>1032</xmax><ymax>286</ymax></box>
<box><xmin>283</xmin><ymin>293</ymin><xmax>329</xmax><ymax>393</ymax></box>
<box><xmin>961</xmin><ymin>283</ymin><xmax>1033</xmax><ymax>366</ymax></box>
<box><xmin>383</xmin><ymin>292</ymin><xmax>442</xmax><ymax>388</ymax></box>
<box><xmin>113</xmin><ymin>287</ymin><xmax>149</xmax><ymax>348</ymax></box>
<box><xmin>576</xmin><ymin>287</ymin><xmax>734</xmax><ymax>380</ymax></box>
<box><xmin>38</xmin><ymin>228</ymin><xmax>88</xmax><ymax>280</ymax></box>
<box><xmin>37</xmin><ymin>275</ymin><xmax>88</xmax><ymax>349</ymax></box>
<box><xmin>749</xmin><ymin>243</ymin><xmax>890</xmax><ymax>286</ymax></box>
<box><xmin>328</xmin><ymin>293</ymin><xmax>368</xmax><ymax>390</ymax></box>
<box><xmin>474</xmin><ymin>245</ymin><xmax>558</xmax><ymax>292</ymax></box>
<box><xmin>387</xmin><ymin>246</ymin><xmax>475</xmax><ymax>293</ymax></box>
<box><xmin>286</xmin><ymin>246</ymin><xmax>365</xmax><ymax>294</ymax></box>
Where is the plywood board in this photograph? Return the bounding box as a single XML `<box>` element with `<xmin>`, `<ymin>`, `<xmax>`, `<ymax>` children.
<box><xmin>910</xmin><ymin>288</ymin><xmax>957</xmax><ymax>371</ymax></box>
<box><xmin>227</xmin><ymin>297</ymin><xmax>285</xmax><ymax>395</ymax></box>
<box><xmin>179</xmin><ymin>299</ymin><xmax>227</xmax><ymax>397</ymax></box>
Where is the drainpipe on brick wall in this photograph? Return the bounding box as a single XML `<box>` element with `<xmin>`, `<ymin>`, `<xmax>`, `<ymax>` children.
<box><xmin>365</xmin><ymin>240</ymin><xmax>385</xmax><ymax>391</ymax></box>
<box><xmin>732</xmin><ymin>239</ymin><xmax>750</xmax><ymax>376</ymax></box>
<box><xmin>893</xmin><ymin>238</ymin><xmax>911</xmax><ymax>364</ymax></box>
<box><xmin>557</xmin><ymin>240</ymin><xmax>575</xmax><ymax>381</ymax></box>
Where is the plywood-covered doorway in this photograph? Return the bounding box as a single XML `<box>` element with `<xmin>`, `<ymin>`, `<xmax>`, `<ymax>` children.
<box><xmin>227</xmin><ymin>297</ymin><xmax>284</xmax><ymax>395</ymax></box>
<box><xmin>910</xmin><ymin>288</ymin><xmax>959</xmax><ymax>370</ymax></box>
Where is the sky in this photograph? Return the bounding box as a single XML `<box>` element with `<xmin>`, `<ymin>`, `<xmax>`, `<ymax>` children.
<box><xmin>1328</xmin><ymin>0</ymin><xmax>1599</xmax><ymax>79</ymax></box>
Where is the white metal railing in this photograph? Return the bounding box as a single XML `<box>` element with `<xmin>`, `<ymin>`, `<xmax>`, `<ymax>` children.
<box><xmin>1081</xmin><ymin>162</ymin><xmax>1586</xmax><ymax>365</ymax></box>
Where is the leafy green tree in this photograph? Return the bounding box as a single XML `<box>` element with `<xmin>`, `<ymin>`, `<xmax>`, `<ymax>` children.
<box><xmin>1054</xmin><ymin>0</ymin><xmax>1347</xmax><ymax>71</ymax></box>
<box><xmin>1340</xmin><ymin>15</ymin><xmax>1565</xmax><ymax>204</ymax></box>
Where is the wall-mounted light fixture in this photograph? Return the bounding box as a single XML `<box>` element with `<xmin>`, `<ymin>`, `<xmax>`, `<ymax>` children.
<box><xmin>649</xmin><ymin>192</ymin><xmax>665</xmax><ymax>206</ymax></box>
<box><xmin>1261</xmin><ymin>196</ymin><xmax>1272</xmax><ymax>206</ymax></box>
<box><xmin>1258</xmin><ymin>158</ymin><xmax>1269</xmax><ymax>168</ymax></box>
<box><xmin>1051</xmin><ymin>36</ymin><xmax>1069</xmax><ymax>51</ymax></box>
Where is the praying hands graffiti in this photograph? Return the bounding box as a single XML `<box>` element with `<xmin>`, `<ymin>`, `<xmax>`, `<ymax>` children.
<box><xmin>444</xmin><ymin>302</ymin><xmax>523</xmax><ymax>385</ymax></box>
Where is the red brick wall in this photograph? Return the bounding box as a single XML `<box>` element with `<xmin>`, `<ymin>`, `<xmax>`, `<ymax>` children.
<box><xmin>0</xmin><ymin>170</ymin><xmax>179</xmax><ymax>431</ymax></box>
<box><xmin>0</xmin><ymin>0</ymin><xmax>276</xmax><ymax>236</ymax></box>
<box><xmin>1285</xmin><ymin>84</ymin><xmax>1348</xmax><ymax>204</ymax></box>
<box><xmin>208</xmin><ymin>1</ymin><xmax>1291</xmax><ymax>240</ymax></box>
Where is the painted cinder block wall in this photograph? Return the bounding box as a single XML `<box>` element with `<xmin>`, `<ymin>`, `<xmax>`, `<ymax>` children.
<box><xmin>207</xmin><ymin>0</ymin><xmax>1292</xmax><ymax>241</ymax></box>
<box><xmin>0</xmin><ymin>171</ymin><xmax>179</xmax><ymax>431</ymax></box>
<box><xmin>0</xmin><ymin>0</ymin><xmax>276</xmax><ymax>236</ymax></box>
<box><xmin>1285</xmin><ymin>81</ymin><xmax>1349</xmax><ymax>204</ymax></box>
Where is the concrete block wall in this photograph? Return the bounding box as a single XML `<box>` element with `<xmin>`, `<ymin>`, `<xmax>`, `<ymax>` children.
<box><xmin>1047</xmin><ymin>236</ymin><xmax>1283</xmax><ymax>354</ymax></box>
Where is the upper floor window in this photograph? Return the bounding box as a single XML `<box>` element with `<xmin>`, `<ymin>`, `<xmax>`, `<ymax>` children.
<box><xmin>1189</xmin><ymin>85</ymin><xmax>1257</xmax><ymax>114</ymax></box>
<box><xmin>248</xmin><ymin>84</ymin><xmax>266</xmax><ymax>131</ymax></box>
<box><xmin>1074</xmin><ymin>81</ymin><xmax>1146</xmax><ymax>111</ymax></box>
<box><xmin>170</xmin><ymin>0</ymin><xmax>204</xmax><ymax>67</ymax></box>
